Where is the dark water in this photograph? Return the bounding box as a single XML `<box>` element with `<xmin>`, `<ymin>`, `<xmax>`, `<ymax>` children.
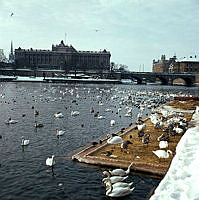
<box><xmin>0</xmin><ymin>82</ymin><xmax>198</xmax><ymax>200</ymax></box>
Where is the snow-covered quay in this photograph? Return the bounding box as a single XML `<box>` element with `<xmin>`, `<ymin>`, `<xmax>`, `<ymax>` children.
<box><xmin>150</xmin><ymin>107</ymin><xmax>199</xmax><ymax>200</ymax></box>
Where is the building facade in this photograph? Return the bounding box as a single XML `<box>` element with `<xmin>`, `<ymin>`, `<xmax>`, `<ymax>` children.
<box><xmin>170</xmin><ymin>56</ymin><xmax>199</xmax><ymax>73</ymax></box>
<box><xmin>15</xmin><ymin>40</ymin><xmax>111</xmax><ymax>71</ymax></box>
<box><xmin>152</xmin><ymin>55</ymin><xmax>176</xmax><ymax>73</ymax></box>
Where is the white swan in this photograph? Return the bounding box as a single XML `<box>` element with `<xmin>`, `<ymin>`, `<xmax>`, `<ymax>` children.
<box><xmin>4</xmin><ymin>119</ymin><xmax>18</xmax><ymax>124</ymax></box>
<box><xmin>104</xmin><ymin>180</ymin><xmax>134</xmax><ymax>190</ymax></box>
<box><xmin>56</xmin><ymin>129</ymin><xmax>65</xmax><ymax>136</ymax></box>
<box><xmin>152</xmin><ymin>150</ymin><xmax>172</xmax><ymax>159</ymax></box>
<box><xmin>107</xmin><ymin>136</ymin><xmax>123</xmax><ymax>144</ymax></box>
<box><xmin>106</xmin><ymin>182</ymin><xmax>134</xmax><ymax>197</ymax></box>
<box><xmin>54</xmin><ymin>112</ymin><xmax>64</xmax><ymax>118</ymax></box>
<box><xmin>71</xmin><ymin>111</ymin><xmax>80</xmax><ymax>116</ymax></box>
<box><xmin>137</xmin><ymin>123</ymin><xmax>146</xmax><ymax>131</ymax></box>
<box><xmin>97</xmin><ymin>115</ymin><xmax>105</xmax><ymax>119</ymax></box>
<box><xmin>46</xmin><ymin>155</ymin><xmax>55</xmax><ymax>167</ymax></box>
<box><xmin>21</xmin><ymin>136</ymin><xmax>30</xmax><ymax>146</ymax></box>
<box><xmin>159</xmin><ymin>141</ymin><xmax>168</xmax><ymax>149</ymax></box>
<box><xmin>110</xmin><ymin>120</ymin><xmax>115</xmax><ymax>126</ymax></box>
<box><xmin>104</xmin><ymin>162</ymin><xmax>133</xmax><ymax>176</ymax></box>
<box><xmin>102</xmin><ymin>174</ymin><xmax>128</xmax><ymax>184</ymax></box>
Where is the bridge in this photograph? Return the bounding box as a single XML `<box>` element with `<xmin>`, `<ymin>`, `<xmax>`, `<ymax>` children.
<box><xmin>0</xmin><ymin>68</ymin><xmax>199</xmax><ymax>86</ymax></box>
<box><xmin>116</xmin><ymin>71</ymin><xmax>198</xmax><ymax>87</ymax></box>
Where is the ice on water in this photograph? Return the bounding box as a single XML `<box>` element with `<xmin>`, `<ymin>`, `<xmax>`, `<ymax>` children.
<box><xmin>150</xmin><ymin>109</ymin><xmax>199</xmax><ymax>200</ymax></box>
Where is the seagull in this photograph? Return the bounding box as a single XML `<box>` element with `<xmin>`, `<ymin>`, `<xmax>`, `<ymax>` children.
<box><xmin>10</xmin><ymin>13</ymin><xmax>14</xmax><ymax>17</ymax></box>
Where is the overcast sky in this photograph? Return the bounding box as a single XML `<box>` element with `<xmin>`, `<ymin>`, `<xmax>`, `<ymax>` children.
<box><xmin>1</xmin><ymin>0</ymin><xmax>199</xmax><ymax>71</ymax></box>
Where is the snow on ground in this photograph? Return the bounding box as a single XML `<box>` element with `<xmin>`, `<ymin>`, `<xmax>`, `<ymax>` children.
<box><xmin>16</xmin><ymin>76</ymin><xmax>44</xmax><ymax>81</ymax></box>
<box><xmin>150</xmin><ymin>108</ymin><xmax>199</xmax><ymax>200</ymax></box>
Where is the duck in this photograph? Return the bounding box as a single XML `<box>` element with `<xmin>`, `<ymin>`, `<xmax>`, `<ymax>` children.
<box><xmin>104</xmin><ymin>162</ymin><xmax>133</xmax><ymax>176</ymax></box>
<box><xmin>46</xmin><ymin>155</ymin><xmax>55</xmax><ymax>167</ymax></box>
<box><xmin>159</xmin><ymin>141</ymin><xmax>168</xmax><ymax>149</ymax></box>
<box><xmin>105</xmin><ymin>181</ymin><xmax>135</xmax><ymax>197</ymax></box>
<box><xmin>121</xmin><ymin>140</ymin><xmax>132</xmax><ymax>152</ymax></box>
<box><xmin>54</xmin><ymin>112</ymin><xmax>64</xmax><ymax>118</ymax></box>
<box><xmin>21</xmin><ymin>136</ymin><xmax>30</xmax><ymax>146</ymax></box>
<box><xmin>142</xmin><ymin>133</ymin><xmax>150</xmax><ymax>145</ymax></box>
<box><xmin>152</xmin><ymin>150</ymin><xmax>172</xmax><ymax>159</ymax></box>
<box><xmin>56</xmin><ymin>129</ymin><xmax>65</xmax><ymax>136</ymax></box>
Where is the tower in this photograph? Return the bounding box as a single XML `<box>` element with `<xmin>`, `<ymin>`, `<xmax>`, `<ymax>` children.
<box><xmin>9</xmin><ymin>40</ymin><xmax>14</xmax><ymax>63</ymax></box>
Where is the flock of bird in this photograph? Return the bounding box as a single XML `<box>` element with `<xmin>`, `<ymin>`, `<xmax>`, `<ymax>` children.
<box><xmin>0</xmin><ymin>83</ymin><xmax>194</xmax><ymax>198</ymax></box>
<box><xmin>102</xmin><ymin>162</ymin><xmax>135</xmax><ymax>197</ymax></box>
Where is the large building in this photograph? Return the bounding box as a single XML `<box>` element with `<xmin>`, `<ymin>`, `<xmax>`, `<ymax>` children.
<box><xmin>152</xmin><ymin>55</ymin><xmax>176</xmax><ymax>73</ymax></box>
<box><xmin>153</xmin><ymin>54</ymin><xmax>199</xmax><ymax>73</ymax></box>
<box><xmin>15</xmin><ymin>40</ymin><xmax>111</xmax><ymax>71</ymax></box>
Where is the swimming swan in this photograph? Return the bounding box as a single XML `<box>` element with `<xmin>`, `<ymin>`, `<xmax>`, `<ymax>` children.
<box><xmin>102</xmin><ymin>174</ymin><xmax>128</xmax><ymax>184</ymax></box>
<box><xmin>56</xmin><ymin>129</ymin><xmax>65</xmax><ymax>136</ymax></box>
<box><xmin>21</xmin><ymin>136</ymin><xmax>30</xmax><ymax>146</ymax></box>
<box><xmin>106</xmin><ymin>182</ymin><xmax>134</xmax><ymax>197</ymax></box>
<box><xmin>4</xmin><ymin>119</ymin><xmax>18</xmax><ymax>124</ymax></box>
<box><xmin>46</xmin><ymin>155</ymin><xmax>55</xmax><ymax>167</ymax></box>
<box><xmin>104</xmin><ymin>162</ymin><xmax>133</xmax><ymax>176</ymax></box>
<box><xmin>54</xmin><ymin>112</ymin><xmax>64</xmax><ymax>118</ymax></box>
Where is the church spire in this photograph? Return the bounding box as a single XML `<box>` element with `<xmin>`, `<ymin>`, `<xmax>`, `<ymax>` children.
<box><xmin>11</xmin><ymin>40</ymin><xmax>13</xmax><ymax>55</ymax></box>
<box><xmin>9</xmin><ymin>40</ymin><xmax>14</xmax><ymax>63</ymax></box>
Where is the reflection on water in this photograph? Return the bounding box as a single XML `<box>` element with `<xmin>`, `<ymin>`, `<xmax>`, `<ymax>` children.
<box><xmin>0</xmin><ymin>82</ymin><xmax>198</xmax><ymax>200</ymax></box>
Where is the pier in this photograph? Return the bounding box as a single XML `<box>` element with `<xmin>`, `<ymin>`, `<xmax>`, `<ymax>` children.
<box><xmin>72</xmin><ymin>100</ymin><xmax>198</xmax><ymax>177</ymax></box>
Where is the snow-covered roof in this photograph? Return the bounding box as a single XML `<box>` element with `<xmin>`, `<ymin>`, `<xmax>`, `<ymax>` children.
<box><xmin>176</xmin><ymin>56</ymin><xmax>199</xmax><ymax>63</ymax></box>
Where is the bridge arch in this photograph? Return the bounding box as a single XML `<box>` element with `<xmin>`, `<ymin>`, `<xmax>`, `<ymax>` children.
<box><xmin>171</xmin><ymin>77</ymin><xmax>194</xmax><ymax>87</ymax></box>
<box><xmin>155</xmin><ymin>76</ymin><xmax>169</xmax><ymax>85</ymax></box>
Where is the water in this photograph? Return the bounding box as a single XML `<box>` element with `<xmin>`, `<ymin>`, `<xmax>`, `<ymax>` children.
<box><xmin>0</xmin><ymin>82</ymin><xmax>198</xmax><ymax>200</ymax></box>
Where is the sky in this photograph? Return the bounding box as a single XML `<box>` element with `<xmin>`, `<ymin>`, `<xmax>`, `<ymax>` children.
<box><xmin>1</xmin><ymin>0</ymin><xmax>199</xmax><ymax>71</ymax></box>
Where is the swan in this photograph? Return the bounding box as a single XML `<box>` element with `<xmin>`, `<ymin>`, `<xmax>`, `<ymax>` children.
<box><xmin>107</xmin><ymin>136</ymin><xmax>123</xmax><ymax>144</ymax></box>
<box><xmin>104</xmin><ymin>162</ymin><xmax>133</xmax><ymax>176</ymax></box>
<box><xmin>46</xmin><ymin>155</ymin><xmax>55</xmax><ymax>167</ymax></box>
<box><xmin>54</xmin><ymin>112</ymin><xmax>64</xmax><ymax>118</ymax></box>
<box><xmin>97</xmin><ymin>115</ymin><xmax>105</xmax><ymax>119</ymax></box>
<box><xmin>56</xmin><ymin>129</ymin><xmax>65</xmax><ymax>136</ymax></box>
<box><xmin>4</xmin><ymin>118</ymin><xmax>18</xmax><ymax>124</ymax></box>
<box><xmin>102</xmin><ymin>175</ymin><xmax>128</xmax><ymax>184</ymax></box>
<box><xmin>137</xmin><ymin>123</ymin><xmax>146</xmax><ymax>131</ymax></box>
<box><xmin>152</xmin><ymin>150</ymin><xmax>172</xmax><ymax>159</ymax></box>
<box><xmin>104</xmin><ymin>179</ymin><xmax>134</xmax><ymax>190</ymax></box>
<box><xmin>71</xmin><ymin>111</ymin><xmax>80</xmax><ymax>116</ymax></box>
<box><xmin>34</xmin><ymin>121</ymin><xmax>44</xmax><ymax>128</ymax></box>
<box><xmin>159</xmin><ymin>141</ymin><xmax>168</xmax><ymax>149</ymax></box>
<box><xmin>106</xmin><ymin>182</ymin><xmax>135</xmax><ymax>197</ymax></box>
<box><xmin>21</xmin><ymin>136</ymin><xmax>30</xmax><ymax>146</ymax></box>
<box><xmin>110</xmin><ymin>120</ymin><xmax>115</xmax><ymax>126</ymax></box>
